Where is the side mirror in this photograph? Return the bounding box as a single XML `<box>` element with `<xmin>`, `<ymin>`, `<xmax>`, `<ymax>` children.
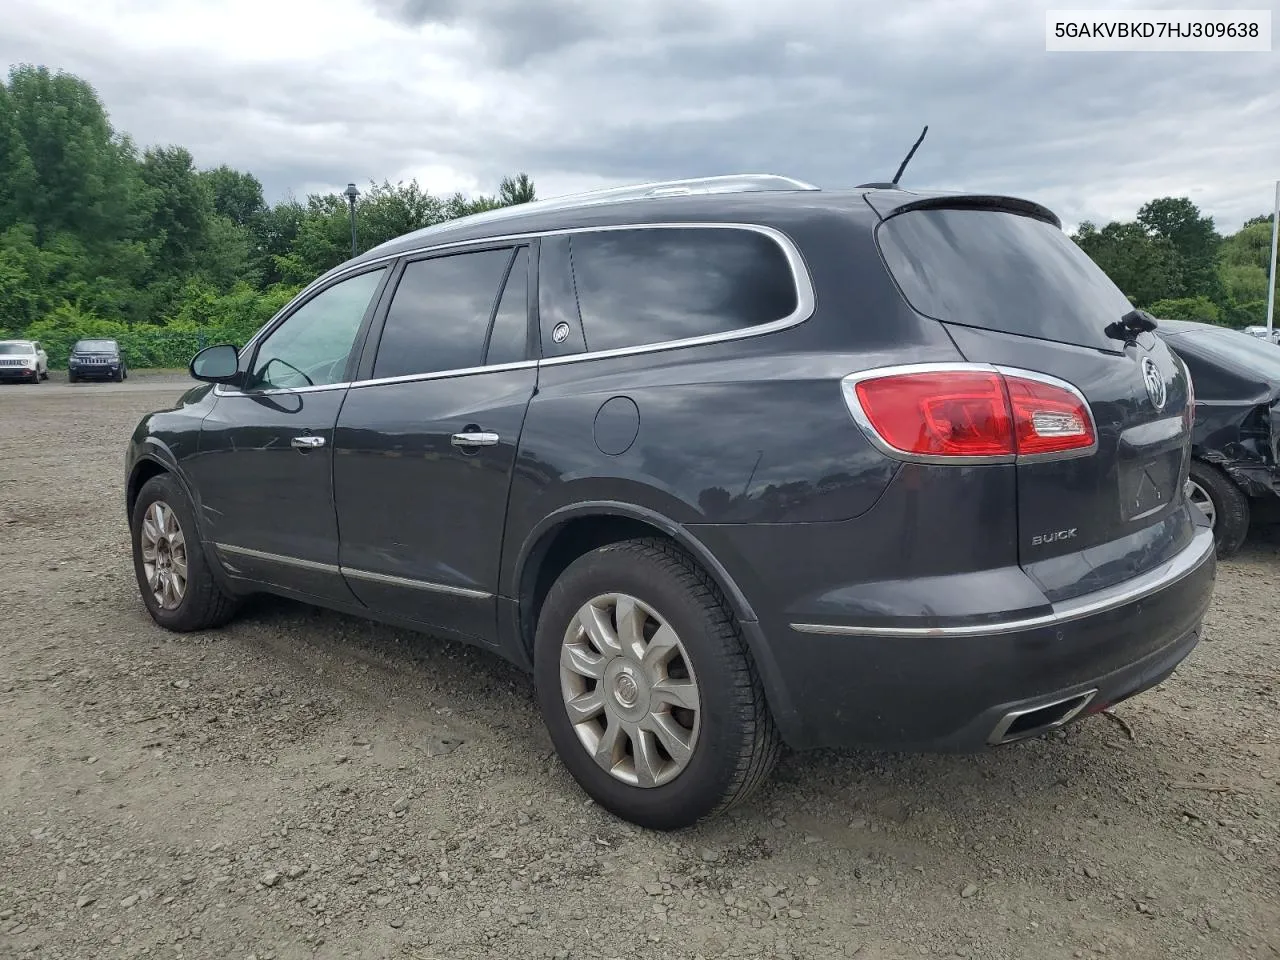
<box><xmin>190</xmin><ymin>344</ymin><xmax>242</xmax><ymax>384</ymax></box>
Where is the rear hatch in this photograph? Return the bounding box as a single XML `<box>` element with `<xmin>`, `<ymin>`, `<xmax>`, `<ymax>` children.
<box><xmin>872</xmin><ymin>197</ymin><xmax>1195</xmax><ymax>602</ymax></box>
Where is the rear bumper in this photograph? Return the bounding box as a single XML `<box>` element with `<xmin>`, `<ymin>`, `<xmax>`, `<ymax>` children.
<box><xmin>702</xmin><ymin>522</ymin><xmax>1215</xmax><ymax>751</ymax></box>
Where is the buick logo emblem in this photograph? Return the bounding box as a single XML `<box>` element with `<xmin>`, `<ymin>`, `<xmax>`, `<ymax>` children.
<box><xmin>1142</xmin><ymin>357</ymin><xmax>1166</xmax><ymax>412</ymax></box>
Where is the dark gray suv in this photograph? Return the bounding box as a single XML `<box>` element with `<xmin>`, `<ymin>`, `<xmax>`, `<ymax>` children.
<box><xmin>124</xmin><ymin>175</ymin><xmax>1216</xmax><ymax>829</ymax></box>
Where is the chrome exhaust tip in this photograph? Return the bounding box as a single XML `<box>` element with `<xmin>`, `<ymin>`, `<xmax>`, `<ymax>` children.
<box><xmin>988</xmin><ymin>689</ymin><xmax>1097</xmax><ymax>745</ymax></box>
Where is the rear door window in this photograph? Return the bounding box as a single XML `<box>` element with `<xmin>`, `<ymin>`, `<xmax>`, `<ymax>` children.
<box><xmin>484</xmin><ymin>247</ymin><xmax>530</xmax><ymax>366</ymax></box>
<box><xmin>877</xmin><ymin>208</ymin><xmax>1133</xmax><ymax>353</ymax></box>
<box><xmin>568</xmin><ymin>227</ymin><xmax>799</xmax><ymax>352</ymax></box>
<box><xmin>373</xmin><ymin>249</ymin><xmax>514</xmax><ymax>379</ymax></box>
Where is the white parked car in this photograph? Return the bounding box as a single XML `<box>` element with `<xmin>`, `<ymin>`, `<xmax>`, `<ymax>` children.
<box><xmin>0</xmin><ymin>339</ymin><xmax>49</xmax><ymax>384</ymax></box>
<box><xmin>1242</xmin><ymin>325</ymin><xmax>1280</xmax><ymax>344</ymax></box>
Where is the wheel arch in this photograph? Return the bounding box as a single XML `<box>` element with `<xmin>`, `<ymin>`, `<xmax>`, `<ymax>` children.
<box><xmin>510</xmin><ymin>502</ymin><xmax>758</xmax><ymax>664</ymax></box>
<box><xmin>126</xmin><ymin>446</ymin><xmax>199</xmax><ymax>527</ymax></box>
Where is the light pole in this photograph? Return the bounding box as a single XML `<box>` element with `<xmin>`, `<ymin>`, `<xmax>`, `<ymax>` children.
<box><xmin>344</xmin><ymin>182</ymin><xmax>360</xmax><ymax>258</ymax></box>
<box><xmin>1267</xmin><ymin>180</ymin><xmax>1279</xmax><ymax>342</ymax></box>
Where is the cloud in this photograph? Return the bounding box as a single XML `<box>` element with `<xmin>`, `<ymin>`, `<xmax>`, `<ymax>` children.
<box><xmin>2</xmin><ymin>0</ymin><xmax>1274</xmax><ymax>230</ymax></box>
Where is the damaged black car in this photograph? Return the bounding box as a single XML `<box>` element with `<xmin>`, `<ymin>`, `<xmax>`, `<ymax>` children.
<box><xmin>1156</xmin><ymin>318</ymin><xmax>1280</xmax><ymax>557</ymax></box>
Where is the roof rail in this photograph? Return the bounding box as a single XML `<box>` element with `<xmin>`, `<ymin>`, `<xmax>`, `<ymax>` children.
<box><xmin>364</xmin><ymin>174</ymin><xmax>821</xmax><ymax>255</ymax></box>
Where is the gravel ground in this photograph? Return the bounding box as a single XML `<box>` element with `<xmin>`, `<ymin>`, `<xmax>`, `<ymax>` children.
<box><xmin>1</xmin><ymin>378</ymin><xmax>1277</xmax><ymax>960</ymax></box>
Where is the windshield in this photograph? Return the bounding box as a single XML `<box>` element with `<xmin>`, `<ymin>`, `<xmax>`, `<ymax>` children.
<box><xmin>75</xmin><ymin>339</ymin><xmax>118</xmax><ymax>352</ymax></box>
<box><xmin>0</xmin><ymin>342</ymin><xmax>33</xmax><ymax>355</ymax></box>
<box><xmin>1179</xmin><ymin>329</ymin><xmax>1280</xmax><ymax>379</ymax></box>
<box><xmin>878</xmin><ymin>208</ymin><xmax>1133</xmax><ymax>353</ymax></box>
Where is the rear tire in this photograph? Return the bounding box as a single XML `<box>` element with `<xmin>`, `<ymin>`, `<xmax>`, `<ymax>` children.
<box><xmin>131</xmin><ymin>473</ymin><xmax>239</xmax><ymax>631</ymax></box>
<box><xmin>534</xmin><ymin>538</ymin><xmax>780</xmax><ymax>830</ymax></box>
<box><xmin>1187</xmin><ymin>460</ymin><xmax>1249</xmax><ymax>558</ymax></box>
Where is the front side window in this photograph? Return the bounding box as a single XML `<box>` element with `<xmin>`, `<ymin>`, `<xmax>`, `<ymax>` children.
<box><xmin>247</xmin><ymin>268</ymin><xmax>386</xmax><ymax>390</ymax></box>
<box><xmin>372</xmin><ymin>248</ymin><xmax>513</xmax><ymax>379</ymax></box>
<box><xmin>569</xmin><ymin>227</ymin><xmax>800</xmax><ymax>352</ymax></box>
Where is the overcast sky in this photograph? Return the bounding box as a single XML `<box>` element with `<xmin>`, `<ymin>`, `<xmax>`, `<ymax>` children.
<box><xmin>3</xmin><ymin>0</ymin><xmax>1275</xmax><ymax>231</ymax></box>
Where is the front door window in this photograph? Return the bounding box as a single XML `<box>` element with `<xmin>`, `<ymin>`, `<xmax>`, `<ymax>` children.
<box><xmin>247</xmin><ymin>269</ymin><xmax>386</xmax><ymax>390</ymax></box>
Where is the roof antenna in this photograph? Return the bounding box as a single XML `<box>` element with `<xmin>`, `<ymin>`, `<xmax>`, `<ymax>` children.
<box><xmin>891</xmin><ymin>125</ymin><xmax>928</xmax><ymax>186</ymax></box>
<box><xmin>857</xmin><ymin>125</ymin><xmax>929</xmax><ymax>190</ymax></box>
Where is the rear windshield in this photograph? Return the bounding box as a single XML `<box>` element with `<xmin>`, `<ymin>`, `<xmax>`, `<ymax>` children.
<box><xmin>877</xmin><ymin>208</ymin><xmax>1132</xmax><ymax>353</ymax></box>
<box><xmin>75</xmin><ymin>339</ymin><xmax>117</xmax><ymax>352</ymax></box>
<box><xmin>0</xmin><ymin>342</ymin><xmax>32</xmax><ymax>355</ymax></box>
<box><xmin>1176</xmin><ymin>329</ymin><xmax>1280</xmax><ymax>379</ymax></box>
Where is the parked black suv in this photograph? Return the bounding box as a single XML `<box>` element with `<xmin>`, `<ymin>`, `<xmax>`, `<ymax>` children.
<box><xmin>125</xmin><ymin>175</ymin><xmax>1216</xmax><ymax>829</ymax></box>
<box><xmin>69</xmin><ymin>338</ymin><xmax>127</xmax><ymax>382</ymax></box>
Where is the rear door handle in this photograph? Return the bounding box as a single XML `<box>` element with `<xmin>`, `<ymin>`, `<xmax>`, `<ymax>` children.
<box><xmin>451</xmin><ymin>431</ymin><xmax>500</xmax><ymax>448</ymax></box>
<box><xmin>291</xmin><ymin>435</ymin><xmax>326</xmax><ymax>449</ymax></box>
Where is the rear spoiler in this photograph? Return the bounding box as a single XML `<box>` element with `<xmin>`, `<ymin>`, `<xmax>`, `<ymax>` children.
<box><xmin>862</xmin><ymin>191</ymin><xmax>1061</xmax><ymax>229</ymax></box>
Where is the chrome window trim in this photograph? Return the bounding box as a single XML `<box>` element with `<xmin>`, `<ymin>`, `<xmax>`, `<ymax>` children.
<box><xmin>215</xmin><ymin>221</ymin><xmax>814</xmax><ymax>396</ymax></box>
<box><xmin>790</xmin><ymin>525</ymin><xmax>1213</xmax><ymax>638</ymax></box>
<box><xmin>348</xmin><ymin>359</ymin><xmax>538</xmax><ymax>391</ymax></box>
<box><xmin>216</xmin><ymin>381</ymin><xmax>352</xmax><ymax>397</ymax></box>
<box><xmin>839</xmin><ymin>361</ymin><xmax>1101</xmax><ymax>466</ymax></box>
<box><xmin>341</xmin><ymin>566</ymin><xmax>491</xmax><ymax>599</ymax></box>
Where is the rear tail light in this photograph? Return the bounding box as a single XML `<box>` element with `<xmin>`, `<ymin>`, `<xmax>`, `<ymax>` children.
<box><xmin>843</xmin><ymin>365</ymin><xmax>1096</xmax><ymax>462</ymax></box>
<box><xmin>1183</xmin><ymin>368</ymin><xmax>1196</xmax><ymax>429</ymax></box>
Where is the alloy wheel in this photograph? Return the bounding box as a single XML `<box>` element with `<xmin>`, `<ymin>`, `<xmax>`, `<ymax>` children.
<box><xmin>1185</xmin><ymin>478</ymin><xmax>1216</xmax><ymax>529</ymax></box>
<box><xmin>140</xmin><ymin>500</ymin><xmax>188</xmax><ymax>610</ymax></box>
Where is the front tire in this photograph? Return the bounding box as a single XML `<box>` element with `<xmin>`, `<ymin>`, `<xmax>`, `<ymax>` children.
<box><xmin>534</xmin><ymin>538</ymin><xmax>780</xmax><ymax>830</ymax></box>
<box><xmin>131</xmin><ymin>473</ymin><xmax>239</xmax><ymax>631</ymax></box>
<box><xmin>1186</xmin><ymin>460</ymin><xmax>1249</xmax><ymax>558</ymax></box>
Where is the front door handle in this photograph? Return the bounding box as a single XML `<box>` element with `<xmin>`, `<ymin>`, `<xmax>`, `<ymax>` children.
<box><xmin>451</xmin><ymin>431</ymin><xmax>499</xmax><ymax>448</ymax></box>
<box><xmin>291</xmin><ymin>435</ymin><xmax>326</xmax><ymax>449</ymax></box>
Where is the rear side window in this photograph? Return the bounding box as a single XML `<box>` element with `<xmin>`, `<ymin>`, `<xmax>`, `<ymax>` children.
<box><xmin>373</xmin><ymin>249</ymin><xmax>513</xmax><ymax>379</ymax></box>
<box><xmin>569</xmin><ymin>228</ymin><xmax>799</xmax><ymax>352</ymax></box>
<box><xmin>878</xmin><ymin>209</ymin><xmax>1133</xmax><ymax>353</ymax></box>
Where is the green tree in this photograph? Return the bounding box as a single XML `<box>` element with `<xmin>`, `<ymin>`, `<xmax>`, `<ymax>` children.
<box><xmin>250</xmin><ymin>198</ymin><xmax>305</xmax><ymax>286</ymax></box>
<box><xmin>1136</xmin><ymin>197</ymin><xmax>1222</xmax><ymax>300</ymax></box>
<box><xmin>4</xmin><ymin>65</ymin><xmax>136</xmax><ymax>244</ymax></box>
<box><xmin>1072</xmin><ymin>220</ymin><xmax>1181</xmax><ymax>306</ymax></box>
<box><xmin>499</xmin><ymin>172</ymin><xmax>536</xmax><ymax>205</ymax></box>
<box><xmin>139</xmin><ymin>145</ymin><xmax>213</xmax><ymax>279</ymax></box>
<box><xmin>1148</xmin><ymin>296</ymin><xmax>1222</xmax><ymax>324</ymax></box>
<box><xmin>201</xmin><ymin>215</ymin><xmax>257</xmax><ymax>290</ymax></box>
<box><xmin>0</xmin><ymin>83</ymin><xmax>37</xmax><ymax>230</ymax></box>
<box><xmin>200</xmin><ymin>165</ymin><xmax>265</xmax><ymax>227</ymax></box>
